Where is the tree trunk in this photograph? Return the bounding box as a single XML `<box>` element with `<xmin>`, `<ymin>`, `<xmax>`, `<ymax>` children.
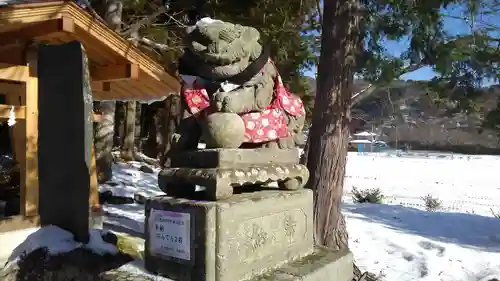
<box><xmin>142</xmin><ymin>101</ymin><xmax>163</xmax><ymax>158</ymax></box>
<box><xmin>159</xmin><ymin>95</ymin><xmax>182</xmax><ymax>167</ymax></box>
<box><xmin>93</xmin><ymin>0</ymin><xmax>122</xmax><ymax>182</ymax></box>
<box><xmin>135</xmin><ymin>102</ymin><xmax>142</xmax><ymax>142</ymax></box>
<box><xmin>94</xmin><ymin>101</ymin><xmax>115</xmax><ymax>183</ymax></box>
<box><xmin>306</xmin><ymin>0</ymin><xmax>360</xmax><ymax>250</ymax></box>
<box><xmin>114</xmin><ymin>101</ymin><xmax>125</xmax><ymax>147</ymax></box>
<box><xmin>120</xmin><ymin>101</ymin><xmax>136</xmax><ymax>161</ymax></box>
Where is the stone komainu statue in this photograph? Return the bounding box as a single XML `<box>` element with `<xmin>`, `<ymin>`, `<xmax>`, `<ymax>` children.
<box><xmin>159</xmin><ymin>18</ymin><xmax>309</xmax><ymax>200</ymax></box>
<box><xmin>172</xmin><ymin>18</ymin><xmax>306</xmax><ymax>150</ymax></box>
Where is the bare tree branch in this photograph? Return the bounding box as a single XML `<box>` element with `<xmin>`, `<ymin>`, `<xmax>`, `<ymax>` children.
<box><xmin>128</xmin><ymin>36</ymin><xmax>174</xmax><ymax>51</ymax></box>
<box><xmin>121</xmin><ymin>4</ymin><xmax>169</xmax><ymax>38</ymax></box>
<box><xmin>76</xmin><ymin>0</ymin><xmax>106</xmax><ymax>23</ymax></box>
<box><xmin>315</xmin><ymin>0</ymin><xmax>323</xmax><ymax>26</ymax></box>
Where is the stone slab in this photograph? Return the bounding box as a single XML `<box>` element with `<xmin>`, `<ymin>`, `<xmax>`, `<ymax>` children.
<box><xmin>37</xmin><ymin>41</ymin><xmax>94</xmax><ymax>243</ymax></box>
<box><xmin>100</xmin><ymin>248</ymin><xmax>353</xmax><ymax>281</ymax></box>
<box><xmin>170</xmin><ymin>148</ymin><xmax>300</xmax><ymax>168</ymax></box>
<box><xmin>145</xmin><ymin>189</ymin><xmax>314</xmax><ymax>281</ymax></box>
<box><xmin>158</xmin><ymin>163</ymin><xmax>309</xmax><ymax>200</ymax></box>
<box><xmin>251</xmin><ymin>247</ymin><xmax>354</xmax><ymax>281</ymax></box>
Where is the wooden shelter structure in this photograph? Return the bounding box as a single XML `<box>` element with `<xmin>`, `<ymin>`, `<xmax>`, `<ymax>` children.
<box><xmin>0</xmin><ymin>0</ymin><xmax>180</xmax><ymax>231</ymax></box>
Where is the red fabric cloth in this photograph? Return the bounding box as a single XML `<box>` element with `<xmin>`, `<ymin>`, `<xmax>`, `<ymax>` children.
<box><xmin>182</xmin><ymin>69</ymin><xmax>305</xmax><ymax>143</ymax></box>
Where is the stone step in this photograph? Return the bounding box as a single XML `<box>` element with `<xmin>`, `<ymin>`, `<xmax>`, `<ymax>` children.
<box><xmin>251</xmin><ymin>247</ymin><xmax>353</xmax><ymax>281</ymax></box>
<box><xmin>102</xmin><ymin>248</ymin><xmax>353</xmax><ymax>281</ymax></box>
<box><xmin>170</xmin><ymin>148</ymin><xmax>300</xmax><ymax>169</ymax></box>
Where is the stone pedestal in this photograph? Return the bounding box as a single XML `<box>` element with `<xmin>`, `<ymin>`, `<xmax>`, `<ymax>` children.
<box><xmin>158</xmin><ymin>148</ymin><xmax>309</xmax><ymax>200</ymax></box>
<box><xmin>144</xmin><ymin>189</ymin><xmax>353</xmax><ymax>281</ymax></box>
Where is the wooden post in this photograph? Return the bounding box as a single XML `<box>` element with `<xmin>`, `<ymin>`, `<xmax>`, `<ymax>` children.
<box><xmin>89</xmin><ymin>144</ymin><xmax>99</xmax><ymax>208</ymax></box>
<box><xmin>25</xmin><ymin>48</ymin><xmax>39</xmax><ymax>217</ymax></box>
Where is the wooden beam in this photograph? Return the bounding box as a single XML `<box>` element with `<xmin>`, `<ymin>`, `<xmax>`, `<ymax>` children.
<box><xmin>0</xmin><ymin>63</ymin><xmax>29</xmax><ymax>82</ymax></box>
<box><xmin>0</xmin><ymin>17</ymin><xmax>75</xmax><ymax>48</ymax></box>
<box><xmin>24</xmin><ymin>49</ymin><xmax>39</xmax><ymax>217</ymax></box>
<box><xmin>91</xmin><ymin>81</ymin><xmax>111</xmax><ymax>100</ymax></box>
<box><xmin>0</xmin><ymin>46</ymin><xmax>25</xmax><ymax>65</ymax></box>
<box><xmin>91</xmin><ymin>81</ymin><xmax>113</xmax><ymax>92</ymax></box>
<box><xmin>0</xmin><ymin>104</ymin><xmax>26</xmax><ymax>119</ymax></box>
<box><xmin>0</xmin><ymin>82</ymin><xmax>24</xmax><ymax>95</ymax></box>
<box><xmin>91</xmin><ymin>81</ymin><xmax>134</xmax><ymax>100</ymax></box>
<box><xmin>0</xmin><ymin>215</ymin><xmax>40</xmax><ymax>233</ymax></box>
<box><xmin>91</xmin><ymin>64</ymin><xmax>139</xmax><ymax>82</ymax></box>
<box><xmin>91</xmin><ymin>81</ymin><xmax>104</xmax><ymax>91</ymax></box>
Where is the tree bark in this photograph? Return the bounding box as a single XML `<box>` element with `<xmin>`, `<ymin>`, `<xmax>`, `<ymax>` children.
<box><xmin>120</xmin><ymin>101</ymin><xmax>136</xmax><ymax>161</ymax></box>
<box><xmin>94</xmin><ymin>101</ymin><xmax>115</xmax><ymax>183</ymax></box>
<box><xmin>135</xmin><ymin>102</ymin><xmax>142</xmax><ymax>140</ymax></box>
<box><xmin>158</xmin><ymin>94</ymin><xmax>182</xmax><ymax>168</ymax></box>
<box><xmin>306</xmin><ymin>0</ymin><xmax>360</xmax><ymax>250</ymax></box>
<box><xmin>93</xmin><ymin>0</ymin><xmax>123</xmax><ymax>182</ymax></box>
<box><xmin>142</xmin><ymin>101</ymin><xmax>163</xmax><ymax>159</ymax></box>
<box><xmin>114</xmin><ymin>101</ymin><xmax>125</xmax><ymax>147</ymax></box>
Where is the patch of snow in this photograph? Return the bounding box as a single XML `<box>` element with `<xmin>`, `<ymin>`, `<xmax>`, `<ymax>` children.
<box><xmin>0</xmin><ymin>228</ymin><xmax>38</xmax><ymax>266</ymax></box>
<box><xmin>87</xmin><ymin>229</ymin><xmax>119</xmax><ymax>255</ymax></box>
<box><xmin>99</xmin><ymin>162</ymin><xmax>163</xmax><ymax>198</ymax></box>
<box><xmin>196</xmin><ymin>17</ymin><xmax>224</xmax><ymax>26</ymax></box>
<box><xmin>5</xmin><ymin>226</ymin><xmax>117</xmax><ymax>269</ymax></box>
<box><xmin>353</xmin><ymin>131</ymin><xmax>377</xmax><ymax>137</ymax></box>
<box><xmin>345</xmin><ymin>198</ymin><xmax>500</xmax><ymax>281</ymax></box>
<box><xmin>119</xmin><ymin>260</ymin><xmax>174</xmax><ymax>280</ymax></box>
<box><xmin>344</xmin><ymin>152</ymin><xmax>500</xmax><ymax>216</ymax></box>
<box><xmin>100</xmin><ymin>152</ymin><xmax>500</xmax><ymax>280</ymax></box>
<box><xmin>105</xmin><ymin>203</ymin><xmax>146</xmax><ymax>234</ymax></box>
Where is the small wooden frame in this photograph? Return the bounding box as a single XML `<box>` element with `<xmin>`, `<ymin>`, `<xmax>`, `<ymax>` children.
<box><xmin>0</xmin><ymin>1</ymin><xmax>180</xmax><ymax>232</ymax></box>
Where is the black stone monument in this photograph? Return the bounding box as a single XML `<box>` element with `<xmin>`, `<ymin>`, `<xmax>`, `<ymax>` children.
<box><xmin>37</xmin><ymin>41</ymin><xmax>94</xmax><ymax>243</ymax></box>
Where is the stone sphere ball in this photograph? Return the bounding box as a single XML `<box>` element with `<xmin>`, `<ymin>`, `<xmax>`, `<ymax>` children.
<box><xmin>203</xmin><ymin>113</ymin><xmax>245</xmax><ymax>148</ymax></box>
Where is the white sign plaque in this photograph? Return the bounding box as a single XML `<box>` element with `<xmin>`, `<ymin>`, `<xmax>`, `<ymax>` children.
<box><xmin>149</xmin><ymin>209</ymin><xmax>191</xmax><ymax>260</ymax></box>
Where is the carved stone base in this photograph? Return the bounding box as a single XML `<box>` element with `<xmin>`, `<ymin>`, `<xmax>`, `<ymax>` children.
<box><xmin>145</xmin><ymin>190</ymin><xmax>353</xmax><ymax>281</ymax></box>
<box><xmin>146</xmin><ymin>190</ymin><xmax>313</xmax><ymax>281</ymax></box>
<box><xmin>159</xmin><ymin>148</ymin><xmax>308</xmax><ymax>200</ymax></box>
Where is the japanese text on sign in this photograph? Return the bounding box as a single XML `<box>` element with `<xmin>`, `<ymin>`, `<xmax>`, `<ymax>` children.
<box><xmin>149</xmin><ymin>209</ymin><xmax>191</xmax><ymax>261</ymax></box>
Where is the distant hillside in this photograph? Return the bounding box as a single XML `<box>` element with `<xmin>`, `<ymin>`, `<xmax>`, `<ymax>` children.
<box><xmin>305</xmin><ymin>77</ymin><xmax>500</xmax><ymax>154</ymax></box>
<box><xmin>352</xmin><ymin>82</ymin><xmax>500</xmax><ymax>154</ymax></box>
<box><xmin>305</xmin><ymin>76</ymin><xmax>316</xmax><ymax>94</ymax></box>
<box><xmin>304</xmin><ymin>76</ymin><xmax>371</xmax><ymax>97</ymax></box>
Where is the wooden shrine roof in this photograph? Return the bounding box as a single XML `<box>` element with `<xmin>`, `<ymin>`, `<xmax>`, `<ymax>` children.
<box><xmin>0</xmin><ymin>0</ymin><xmax>180</xmax><ymax>100</ymax></box>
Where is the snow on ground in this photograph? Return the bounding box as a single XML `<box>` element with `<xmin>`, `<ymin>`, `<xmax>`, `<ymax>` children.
<box><xmin>101</xmin><ymin>151</ymin><xmax>500</xmax><ymax>281</ymax></box>
<box><xmin>100</xmin><ymin>161</ymin><xmax>163</xmax><ymax>199</ymax></box>
<box><xmin>3</xmin><ymin>225</ymin><xmax>117</xmax><ymax>271</ymax></box>
<box><xmin>100</xmin><ymin>161</ymin><xmax>163</xmax><ymax>235</ymax></box>
<box><xmin>345</xmin><ymin>199</ymin><xmax>500</xmax><ymax>281</ymax></box>
<box><xmin>344</xmin><ymin>152</ymin><xmax>500</xmax><ymax>216</ymax></box>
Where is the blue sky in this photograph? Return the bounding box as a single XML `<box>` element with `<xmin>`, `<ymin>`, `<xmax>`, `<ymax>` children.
<box><xmin>304</xmin><ymin>3</ymin><xmax>500</xmax><ymax>83</ymax></box>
